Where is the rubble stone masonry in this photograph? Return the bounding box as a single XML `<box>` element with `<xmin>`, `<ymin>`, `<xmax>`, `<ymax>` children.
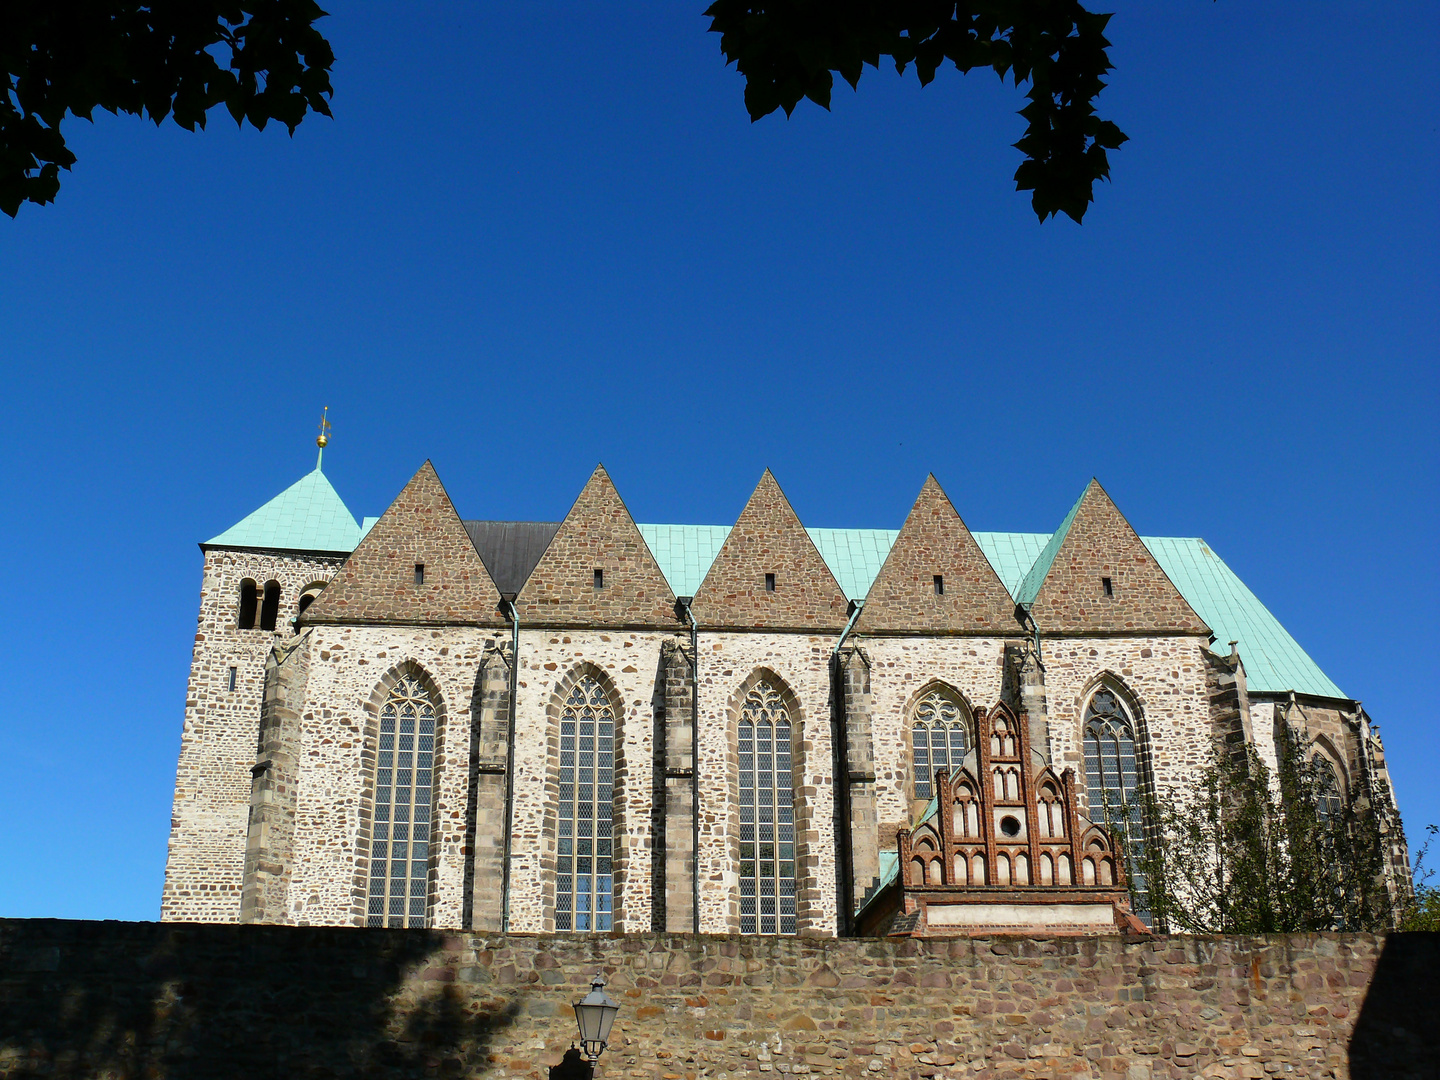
<box><xmin>2</xmin><ymin>920</ymin><xmax>1434</xmax><ymax>1080</ymax></box>
<box><xmin>162</xmin><ymin>548</ymin><xmax>344</xmax><ymax>923</ymax></box>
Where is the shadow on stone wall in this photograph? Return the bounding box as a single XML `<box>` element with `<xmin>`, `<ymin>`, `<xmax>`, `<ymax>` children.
<box><xmin>1349</xmin><ymin>932</ymin><xmax>1440</xmax><ymax>1079</ymax></box>
<box><xmin>0</xmin><ymin>921</ymin><xmax>522</xmax><ymax>1080</ymax></box>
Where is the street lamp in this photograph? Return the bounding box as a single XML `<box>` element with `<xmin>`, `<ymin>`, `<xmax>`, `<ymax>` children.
<box><xmin>572</xmin><ymin>973</ymin><xmax>621</xmax><ymax>1066</ymax></box>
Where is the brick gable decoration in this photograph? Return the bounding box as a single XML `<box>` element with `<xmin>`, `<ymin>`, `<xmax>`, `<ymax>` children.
<box><xmin>514</xmin><ymin>464</ymin><xmax>678</xmax><ymax>628</ymax></box>
<box><xmin>301</xmin><ymin>461</ymin><xmax>503</xmax><ymax>626</ymax></box>
<box><xmin>855</xmin><ymin>474</ymin><xmax>1018</xmax><ymax>635</ymax></box>
<box><xmin>1026</xmin><ymin>479</ymin><xmax>1209</xmax><ymax>635</ymax></box>
<box><xmin>691</xmin><ymin>470</ymin><xmax>850</xmax><ymax>631</ymax></box>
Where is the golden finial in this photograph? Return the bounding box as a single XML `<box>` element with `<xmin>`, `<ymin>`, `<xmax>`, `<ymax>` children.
<box><xmin>316</xmin><ymin>406</ymin><xmax>331</xmax><ymax>470</ymax></box>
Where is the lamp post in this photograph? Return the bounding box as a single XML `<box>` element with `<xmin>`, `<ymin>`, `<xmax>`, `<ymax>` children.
<box><xmin>572</xmin><ymin>973</ymin><xmax>621</xmax><ymax>1067</ymax></box>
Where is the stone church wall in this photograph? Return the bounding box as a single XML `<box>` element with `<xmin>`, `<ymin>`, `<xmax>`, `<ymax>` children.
<box><xmin>2</xmin><ymin>919</ymin><xmax>1433</xmax><ymax>1080</ymax></box>
<box><xmin>858</xmin><ymin>635</ymin><xmax>1011</xmax><ymax>846</ymax></box>
<box><xmin>288</xmin><ymin>624</ymin><xmax>507</xmax><ymax>927</ymax></box>
<box><xmin>162</xmin><ymin>549</ymin><xmax>343</xmax><ymax>923</ymax></box>
<box><xmin>508</xmin><ymin>629</ymin><xmax>678</xmax><ymax>934</ymax></box>
<box><xmin>694</xmin><ymin>631</ymin><xmax>840</xmax><ymax>937</ymax></box>
<box><xmin>1039</xmin><ymin>636</ymin><xmax>1212</xmax><ymax>813</ymax></box>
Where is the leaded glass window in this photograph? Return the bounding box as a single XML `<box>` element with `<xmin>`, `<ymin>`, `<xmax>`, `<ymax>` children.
<box><xmin>1083</xmin><ymin>688</ymin><xmax>1150</xmax><ymax>921</ymax></box>
<box><xmin>1313</xmin><ymin>754</ymin><xmax>1343</xmax><ymax>827</ymax></box>
<box><xmin>367</xmin><ymin>674</ymin><xmax>435</xmax><ymax>928</ymax></box>
<box><xmin>739</xmin><ymin>680</ymin><xmax>796</xmax><ymax>935</ymax></box>
<box><xmin>912</xmin><ymin>688</ymin><xmax>968</xmax><ymax>800</ymax></box>
<box><xmin>556</xmin><ymin>676</ymin><xmax>614</xmax><ymax>932</ymax></box>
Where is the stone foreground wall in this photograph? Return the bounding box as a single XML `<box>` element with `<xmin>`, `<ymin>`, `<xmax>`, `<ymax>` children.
<box><xmin>0</xmin><ymin>921</ymin><xmax>1433</xmax><ymax>1080</ymax></box>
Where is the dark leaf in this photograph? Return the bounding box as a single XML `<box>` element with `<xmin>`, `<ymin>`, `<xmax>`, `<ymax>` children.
<box><xmin>1</xmin><ymin>1</ymin><xmax>334</xmax><ymax>215</ymax></box>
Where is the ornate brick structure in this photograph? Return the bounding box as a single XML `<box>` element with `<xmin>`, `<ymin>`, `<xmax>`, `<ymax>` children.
<box><xmin>161</xmin><ymin>451</ymin><xmax>1410</xmax><ymax>938</ymax></box>
<box><xmin>860</xmin><ymin>700</ymin><xmax>1143</xmax><ymax>937</ymax></box>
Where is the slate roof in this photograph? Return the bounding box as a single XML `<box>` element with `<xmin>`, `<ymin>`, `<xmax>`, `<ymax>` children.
<box><xmin>210</xmin><ymin>483</ymin><xmax>1348</xmax><ymax>699</ymax></box>
<box><xmin>205</xmin><ymin>469</ymin><xmax>361</xmax><ymax>553</ymax></box>
<box><xmin>464</xmin><ymin>522</ymin><xmax>561</xmax><ymax>597</ymax></box>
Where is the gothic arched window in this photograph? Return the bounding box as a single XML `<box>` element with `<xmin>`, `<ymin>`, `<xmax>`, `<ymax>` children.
<box><xmin>556</xmin><ymin>676</ymin><xmax>615</xmax><ymax>932</ymax></box>
<box><xmin>367</xmin><ymin>674</ymin><xmax>436</xmax><ymax>928</ymax></box>
<box><xmin>1313</xmin><ymin>754</ymin><xmax>1343</xmax><ymax>827</ymax></box>
<box><xmin>1083</xmin><ymin>687</ymin><xmax>1150</xmax><ymax>918</ymax></box>
<box><xmin>911</xmin><ymin>687</ymin><xmax>968</xmax><ymax>800</ymax></box>
<box><xmin>739</xmin><ymin>680</ymin><xmax>796</xmax><ymax>935</ymax></box>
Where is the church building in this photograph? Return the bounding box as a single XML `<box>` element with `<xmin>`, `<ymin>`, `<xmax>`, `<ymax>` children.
<box><xmin>161</xmin><ymin>436</ymin><xmax>1407</xmax><ymax>937</ymax></box>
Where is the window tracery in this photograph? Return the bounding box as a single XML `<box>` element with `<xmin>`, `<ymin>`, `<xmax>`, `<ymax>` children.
<box><xmin>1313</xmin><ymin>753</ymin><xmax>1343</xmax><ymax>827</ymax></box>
<box><xmin>556</xmin><ymin>675</ymin><xmax>615</xmax><ymax>932</ymax></box>
<box><xmin>739</xmin><ymin>680</ymin><xmax>796</xmax><ymax>935</ymax></box>
<box><xmin>911</xmin><ymin>687</ymin><xmax>969</xmax><ymax>800</ymax></box>
<box><xmin>1083</xmin><ymin>687</ymin><xmax>1150</xmax><ymax>919</ymax></box>
<box><xmin>367</xmin><ymin>673</ymin><xmax>435</xmax><ymax>928</ymax></box>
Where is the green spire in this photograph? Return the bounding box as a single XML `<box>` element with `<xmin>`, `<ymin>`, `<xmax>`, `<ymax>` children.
<box><xmin>206</xmin><ymin>469</ymin><xmax>361</xmax><ymax>552</ymax></box>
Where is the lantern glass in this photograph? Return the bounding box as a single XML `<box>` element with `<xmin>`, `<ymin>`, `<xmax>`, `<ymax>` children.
<box><xmin>573</xmin><ymin>974</ymin><xmax>621</xmax><ymax>1060</ymax></box>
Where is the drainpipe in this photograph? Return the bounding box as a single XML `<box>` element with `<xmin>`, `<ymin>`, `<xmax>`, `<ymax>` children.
<box><xmin>500</xmin><ymin>595</ymin><xmax>520</xmax><ymax>933</ymax></box>
<box><xmin>831</xmin><ymin>599</ymin><xmax>863</xmax><ymax>936</ymax></box>
<box><xmin>833</xmin><ymin>599</ymin><xmax>864</xmax><ymax>658</ymax></box>
<box><xmin>677</xmin><ymin>597</ymin><xmax>701</xmax><ymax>935</ymax></box>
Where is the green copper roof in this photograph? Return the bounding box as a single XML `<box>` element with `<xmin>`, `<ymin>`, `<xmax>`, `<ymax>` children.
<box><xmin>635</xmin><ymin>524</ymin><xmax>731</xmax><ymax>597</ymax></box>
<box><xmin>206</xmin><ymin>470</ymin><xmax>362</xmax><ymax>552</ymax></box>
<box><xmin>972</xmin><ymin>532</ymin><xmax>1050</xmax><ymax>597</ymax></box>
<box><xmin>1143</xmin><ymin>537</ymin><xmax>1344</xmax><ymax>699</ymax></box>
<box><xmin>806</xmin><ymin>528</ymin><xmax>900</xmax><ymax>601</ymax></box>
<box><xmin>208</xmin><ymin>478</ymin><xmax>1347</xmax><ymax>701</ymax></box>
<box><xmin>1014</xmin><ymin>485</ymin><xmax>1087</xmax><ymax>606</ymax></box>
<box><xmin>633</xmin><ymin>525</ymin><xmax>899</xmax><ymax>600</ymax></box>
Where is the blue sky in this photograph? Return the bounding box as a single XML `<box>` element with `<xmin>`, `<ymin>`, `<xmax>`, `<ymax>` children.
<box><xmin>0</xmin><ymin>2</ymin><xmax>1435</xmax><ymax>919</ymax></box>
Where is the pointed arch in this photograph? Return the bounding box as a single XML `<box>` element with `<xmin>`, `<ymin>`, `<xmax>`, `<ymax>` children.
<box><xmin>543</xmin><ymin>662</ymin><xmax>626</xmax><ymax>932</ymax></box>
<box><xmin>1079</xmin><ymin>673</ymin><xmax>1155</xmax><ymax>923</ymax></box>
<box><xmin>1310</xmin><ymin>747</ymin><xmax>1345</xmax><ymax>827</ymax></box>
<box><xmin>903</xmin><ymin>680</ymin><xmax>974</xmax><ymax>803</ymax></box>
<box><xmin>358</xmin><ymin>660</ymin><xmax>448</xmax><ymax>928</ymax></box>
<box><xmin>725</xmin><ymin>667</ymin><xmax>810</xmax><ymax>935</ymax></box>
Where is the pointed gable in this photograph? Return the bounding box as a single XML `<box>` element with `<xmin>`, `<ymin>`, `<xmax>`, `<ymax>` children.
<box><xmin>691</xmin><ymin>470</ymin><xmax>850</xmax><ymax>631</ymax></box>
<box><xmin>1023</xmin><ymin>480</ymin><xmax>1209</xmax><ymax>636</ymax></box>
<box><xmin>514</xmin><ymin>465</ymin><xmax>678</xmax><ymax>627</ymax></box>
<box><xmin>855</xmin><ymin>475</ymin><xmax>1017</xmax><ymax>634</ymax></box>
<box><xmin>303</xmin><ymin>461</ymin><xmax>503</xmax><ymax>626</ymax></box>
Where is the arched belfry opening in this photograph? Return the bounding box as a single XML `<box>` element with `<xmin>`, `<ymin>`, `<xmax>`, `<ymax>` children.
<box><xmin>237</xmin><ymin>579</ymin><xmax>258</xmax><ymax>630</ymax></box>
<box><xmin>259</xmin><ymin>580</ymin><xmax>281</xmax><ymax>631</ymax></box>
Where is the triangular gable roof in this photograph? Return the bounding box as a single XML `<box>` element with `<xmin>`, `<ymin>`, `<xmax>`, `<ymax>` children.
<box><xmin>690</xmin><ymin>470</ymin><xmax>850</xmax><ymax>631</ymax></box>
<box><xmin>514</xmin><ymin>465</ymin><xmax>678</xmax><ymax>627</ymax></box>
<box><xmin>206</xmin><ymin>469</ymin><xmax>361</xmax><ymax>552</ymax></box>
<box><xmin>855</xmin><ymin>475</ymin><xmax>1017</xmax><ymax>634</ymax></box>
<box><xmin>303</xmin><ymin>461</ymin><xmax>503</xmax><ymax>626</ymax></box>
<box><xmin>1021</xmin><ymin>479</ymin><xmax>1209</xmax><ymax>636</ymax></box>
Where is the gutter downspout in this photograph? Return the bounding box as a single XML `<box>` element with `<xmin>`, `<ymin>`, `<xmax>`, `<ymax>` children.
<box><xmin>500</xmin><ymin>596</ymin><xmax>520</xmax><ymax>933</ymax></box>
<box><xmin>831</xmin><ymin>599</ymin><xmax>863</xmax><ymax>936</ymax></box>
<box><xmin>678</xmin><ymin>598</ymin><xmax>701</xmax><ymax>935</ymax></box>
